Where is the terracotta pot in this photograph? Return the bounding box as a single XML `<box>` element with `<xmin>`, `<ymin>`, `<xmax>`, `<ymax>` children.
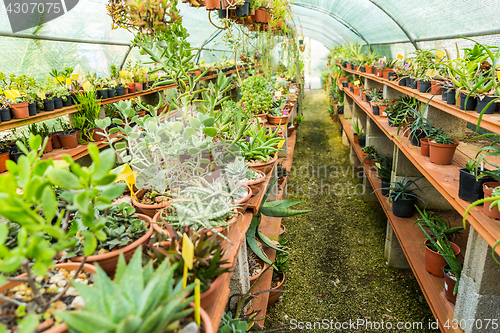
<box><xmin>267</xmin><ymin>272</ymin><xmax>285</xmax><ymax>307</ymax></box>
<box><xmin>249</xmin><ymin>258</ymin><xmax>267</xmax><ymax>286</ymax></box>
<box><xmin>71</xmin><ymin>214</ymin><xmax>153</xmax><ymax>276</ymax></box>
<box><xmin>429</xmin><ymin>139</ymin><xmax>459</xmax><ymax>165</ymax></box>
<box><xmin>134</xmin><ymin>82</ymin><xmax>143</xmax><ymax>92</ymax></box>
<box><xmin>267</xmin><ymin>114</ymin><xmax>290</xmax><ymax>125</ymax></box>
<box><xmin>58</xmin><ymin>132</ymin><xmax>78</xmax><ymax>149</ymax></box>
<box><xmin>253</xmin><ymin>113</ymin><xmax>268</xmax><ymax>122</ymax></box>
<box><xmin>88</xmin><ymin>128</ymin><xmax>105</xmax><ymax>142</ymax></box>
<box><xmin>124</xmin><ymin>87</ymin><xmax>129</xmax><ymax>94</ymax></box>
<box><xmin>378</xmin><ymin>105</ymin><xmax>388</xmax><ymax>116</ymax></box>
<box><xmin>353</xmin><ymin>87</ymin><xmax>359</xmax><ymax>95</ymax></box>
<box><xmin>0</xmin><ymin>150</ymin><xmax>10</xmax><ymax>173</ymax></box>
<box><xmin>43</xmin><ymin>136</ymin><xmax>53</xmax><ymax>154</ymax></box>
<box><xmin>233</xmin><ymin>184</ymin><xmax>252</xmax><ymax>211</ymax></box>
<box><xmin>200</xmin><ymin>274</ymin><xmax>225</xmax><ymax>310</ymax></box>
<box><xmin>483</xmin><ymin>182</ymin><xmax>500</xmax><ymax>220</ymax></box>
<box><xmin>205</xmin><ymin>0</ymin><xmax>220</xmax><ymax>9</ymax></box>
<box><xmin>126</xmin><ymin>83</ymin><xmax>136</xmax><ymax>93</ymax></box>
<box><xmin>248</xmin><ymin>154</ymin><xmax>277</xmax><ymax>175</ymax></box>
<box><xmin>191</xmin><ymin>303</ymin><xmax>214</xmax><ymax>333</ymax></box>
<box><xmin>131</xmin><ymin>189</ymin><xmax>173</xmax><ymax>218</ymax></box>
<box><xmin>424</xmin><ymin>240</ymin><xmax>460</xmax><ymax>277</ymax></box>
<box><xmin>10</xmin><ymin>102</ymin><xmax>29</xmax><ymax>119</ymax></box>
<box><xmin>244</xmin><ymin>170</ymin><xmax>266</xmax><ymax>196</ymax></box>
<box><xmin>353</xmin><ymin>133</ymin><xmax>359</xmax><ymax>144</ymax></box>
<box><xmin>279</xmin><ymin>223</ymin><xmax>286</xmax><ymax>235</ymax></box>
<box><xmin>364</xmin><ymin>65</ymin><xmax>373</xmax><ymax>74</ymax></box>
<box><xmin>420</xmin><ymin>138</ymin><xmax>431</xmax><ymax>156</ymax></box>
<box><xmin>52</xmin><ymin>132</ymin><xmax>63</xmax><ymax>149</ymax></box>
<box><xmin>431</xmin><ymin>80</ymin><xmax>442</xmax><ymax>95</ymax></box>
<box><xmin>254</xmin><ymin>8</ymin><xmax>266</xmax><ymax>22</ymax></box>
<box><xmin>443</xmin><ymin>265</ymin><xmax>457</xmax><ymax>304</ymax></box>
<box><xmin>382</xmin><ymin>69</ymin><xmax>393</xmax><ymax>80</ymax></box>
<box><xmin>0</xmin><ymin>263</ymin><xmax>97</xmax><ymax>333</ymax></box>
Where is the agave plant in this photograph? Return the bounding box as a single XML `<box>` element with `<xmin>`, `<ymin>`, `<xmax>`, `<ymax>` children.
<box><xmin>150</xmin><ymin>229</ymin><xmax>231</xmax><ymax>292</ymax></box>
<box><xmin>57</xmin><ymin>248</ymin><xmax>195</xmax><ymax>333</ymax></box>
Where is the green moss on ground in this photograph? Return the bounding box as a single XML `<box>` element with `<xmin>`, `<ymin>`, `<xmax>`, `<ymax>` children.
<box><xmin>265</xmin><ymin>90</ymin><xmax>437</xmax><ymax>332</ymax></box>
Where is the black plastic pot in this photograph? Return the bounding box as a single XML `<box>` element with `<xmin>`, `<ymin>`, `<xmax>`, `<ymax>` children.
<box><xmin>387</xmin><ymin>113</ymin><xmax>399</xmax><ymax>127</ymax></box>
<box><xmin>446</xmin><ymin>88</ymin><xmax>456</xmax><ymax>105</ymax></box>
<box><xmin>62</xmin><ymin>97</ymin><xmax>72</xmax><ymax>107</ymax></box>
<box><xmin>392</xmin><ymin>198</ymin><xmax>417</xmax><ymax>218</ymax></box>
<box><xmin>28</xmin><ymin>103</ymin><xmax>37</xmax><ymax>116</ymax></box>
<box><xmin>460</xmin><ymin>92</ymin><xmax>477</xmax><ymax>111</ymax></box>
<box><xmin>107</xmin><ymin>88</ymin><xmax>116</xmax><ymax>98</ymax></box>
<box><xmin>142</xmin><ymin>82</ymin><xmax>147</xmax><ymax>90</ymax></box>
<box><xmin>97</xmin><ymin>89</ymin><xmax>109</xmax><ymax>99</ymax></box>
<box><xmin>381</xmin><ymin>180</ymin><xmax>390</xmax><ymax>196</ymax></box>
<box><xmin>371</xmin><ymin>66</ymin><xmax>377</xmax><ymax>74</ymax></box>
<box><xmin>410</xmin><ymin>129</ymin><xmax>426</xmax><ymax>147</ymax></box>
<box><xmin>218</xmin><ymin>9</ymin><xmax>228</xmax><ymax>19</ymax></box>
<box><xmin>358</xmin><ymin>137</ymin><xmax>366</xmax><ymax>147</ymax></box>
<box><xmin>442</xmin><ymin>89</ymin><xmax>448</xmax><ymax>101</ymax></box>
<box><xmin>388</xmin><ymin>72</ymin><xmax>397</xmax><ymax>81</ymax></box>
<box><xmin>360</xmin><ymin>66</ymin><xmax>366</xmax><ymax>73</ymax></box>
<box><xmin>43</xmin><ymin>99</ymin><xmax>55</xmax><ymax>111</ymax></box>
<box><xmin>36</xmin><ymin>105</ymin><xmax>40</xmax><ymax>114</ymax></box>
<box><xmin>350</xmin><ymin>87</ymin><xmax>354</xmax><ymax>93</ymax></box>
<box><xmin>476</xmin><ymin>96</ymin><xmax>496</xmax><ymax>115</ymax></box>
<box><xmin>366</xmin><ymin>95</ymin><xmax>372</xmax><ymax>103</ymax></box>
<box><xmin>410</xmin><ymin>78</ymin><xmax>417</xmax><ymax>89</ymax></box>
<box><xmin>115</xmin><ymin>86</ymin><xmax>125</xmax><ymax>96</ymax></box>
<box><xmin>9</xmin><ymin>149</ymin><xmax>25</xmax><ymax>163</ymax></box>
<box><xmin>235</xmin><ymin>0</ymin><xmax>249</xmax><ymax>16</ymax></box>
<box><xmin>372</xmin><ymin>105</ymin><xmax>380</xmax><ymax>116</ymax></box>
<box><xmin>342</xmin><ymin>82</ymin><xmax>348</xmax><ymax>88</ymax></box>
<box><xmin>0</xmin><ymin>108</ymin><xmax>7</xmax><ymax>122</ymax></box>
<box><xmin>53</xmin><ymin>98</ymin><xmax>63</xmax><ymax>109</ymax></box>
<box><xmin>399</xmin><ymin>77</ymin><xmax>408</xmax><ymax>86</ymax></box>
<box><xmin>458</xmin><ymin>168</ymin><xmax>493</xmax><ymax>203</ymax></box>
<box><xmin>419</xmin><ymin>81</ymin><xmax>431</xmax><ymax>93</ymax></box>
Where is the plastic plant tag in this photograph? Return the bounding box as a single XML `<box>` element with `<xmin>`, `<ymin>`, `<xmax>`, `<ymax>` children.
<box><xmin>36</xmin><ymin>92</ymin><xmax>46</xmax><ymax>100</ymax></box>
<box><xmin>397</xmin><ymin>54</ymin><xmax>404</xmax><ymax>60</ymax></box>
<box><xmin>182</xmin><ymin>234</ymin><xmax>194</xmax><ymax>288</ymax></box>
<box><xmin>436</xmin><ymin>50</ymin><xmax>445</xmax><ymax>59</ymax></box>
<box><xmin>82</xmin><ymin>81</ymin><xmax>92</xmax><ymax>91</ymax></box>
<box><xmin>278</xmin><ymin>139</ymin><xmax>285</xmax><ymax>149</ymax></box>
<box><xmin>354</xmin><ymin>80</ymin><xmax>360</xmax><ymax>86</ymax></box>
<box><xmin>194</xmin><ymin>279</ymin><xmax>201</xmax><ymax>326</ymax></box>
<box><xmin>71</xmin><ymin>74</ymin><xmax>79</xmax><ymax>81</ymax></box>
<box><xmin>66</xmin><ymin>78</ymin><xmax>72</xmax><ymax>86</ymax></box>
<box><xmin>497</xmin><ymin>70</ymin><xmax>500</xmax><ymax>81</ymax></box>
<box><xmin>114</xmin><ymin>164</ymin><xmax>137</xmax><ymax>200</ymax></box>
<box><xmin>4</xmin><ymin>90</ymin><xmax>20</xmax><ymax>99</ymax></box>
<box><xmin>54</xmin><ymin>77</ymin><xmax>65</xmax><ymax>85</ymax></box>
<box><xmin>119</xmin><ymin>71</ymin><xmax>128</xmax><ymax>77</ymax></box>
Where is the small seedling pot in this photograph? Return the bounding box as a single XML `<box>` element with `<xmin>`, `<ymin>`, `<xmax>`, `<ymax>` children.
<box><xmin>419</xmin><ymin>81</ymin><xmax>431</xmax><ymax>93</ymax></box>
<box><xmin>392</xmin><ymin>197</ymin><xmax>417</xmax><ymax>218</ymax></box>
<box><xmin>58</xmin><ymin>131</ymin><xmax>78</xmax><ymax>149</ymax></box>
<box><xmin>424</xmin><ymin>240</ymin><xmax>460</xmax><ymax>277</ymax></box>
<box><xmin>53</xmin><ymin>97</ymin><xmax>63</xmax><ymax>109</ymax></box>
<box><xmin>97</xmin><ymin>89</ymin><xmax>109</xmax><ymax>99</ymax></box>
<box><xmin>28</xmin><ymin>102</ymin><xmax>37</xmax><ymax>116</ymax></box>
<box><xmin>458</xmin><ymin>168</ymin><xmax>493</xmax><ymax>203</ymax></box>
<box><xmin>0</xmin><ymin>107</ymin><xmax>11</xmax><ymax>121</ymax></box>
<box><xmin>10</xmin><ymin>102</ymin><xmax>29</xmax><ymax>119</ymax></box>
<box><xmin>0</xmin><ymin>150</ymin><xmax>10</xmax><ymax>173</ymax></box>
<box><xmin>267</xmin><ymin>272</ymin><xmax>285</xmax><ymax>307</ymax></box>
<box><xmin>43</xmin><ymin>99</ymin><xmax>55</xmax><ymax>111</ymax></box>
<box><xmin>477</xmin><ymin>96</ymin><xmax>496</xmax><ymax>115</ymax></box>
<box><xmin>460</xmin><ymin>92</ymin><xmax>477</xmax><ymax>111</ymax></box>
<box><xmin>443</xmin><ymin>264</ymin><xmax>458</xmax><ymax>304</ymax></box>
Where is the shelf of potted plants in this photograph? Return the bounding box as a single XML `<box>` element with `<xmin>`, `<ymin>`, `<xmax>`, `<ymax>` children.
<box><xmin>339</xmin><ymin>114</ymin><xmax>468</xmax><ymax>333</ymax></box>
<box><xmin>340</xmin><ymin>81</ymin><xmax>500</xmax><ymax>258</ymax></box>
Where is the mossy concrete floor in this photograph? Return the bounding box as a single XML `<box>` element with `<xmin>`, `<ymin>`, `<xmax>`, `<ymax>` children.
<box><xmin>266</xmin><ymin>90</ymin><xmax>437</xmax><ymax>332</ymax></box>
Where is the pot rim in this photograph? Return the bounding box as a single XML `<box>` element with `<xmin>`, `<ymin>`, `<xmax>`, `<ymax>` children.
<box><xmin>243</xmin><ymin>169</ymin><xmax>266</xmax><ymax>186</ymax></box>
<box><xmin>132</xmin><ymin>189</ymin><xmax>173</xmax><ymax>209</ymax></box>
<box><xmin>247</xmin><ymin>153</ymin><xmax>277</xmax><ymax>168</ymax></box>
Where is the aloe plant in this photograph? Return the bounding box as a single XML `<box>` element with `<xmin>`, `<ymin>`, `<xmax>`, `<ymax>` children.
<box><xmin>57</xmin><ymin>248</ymin><xmax>196</xmax><ymax>333</ymax></box>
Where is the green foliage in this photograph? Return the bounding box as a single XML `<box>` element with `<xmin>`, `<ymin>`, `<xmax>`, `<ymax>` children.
<box><xmin>150</xmin><ymin>229</ymin><xmax>231</xmax><ymax>292</ymax></box>
<box><xmin>379</xmin><ymin>176</ymin><xmax>421</xmax><ymax>202</ymax></box>
<box><xmin>238</xmin><ymin>122</ymin><xmax>283</xmax><ymax>162</ymax></box>
<box><xmin>218</xmin><ymin>312</ymin><xmax>249</xmax><ymax>333</ymax></box>
<box><xmin>240</xmin><ymin>75</ymin><xmax>274</xmax><ymax>115</ymax></box>
<box><xmin>57</xmin><ymin>248</ymin><xmax>195</xmax><ymax>333</ymax></box>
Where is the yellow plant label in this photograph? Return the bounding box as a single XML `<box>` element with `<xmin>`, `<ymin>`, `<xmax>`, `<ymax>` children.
<box><xmin>36</xmin><ymin>92</ymin><xmax>46</xmax><ymax>100</ymax></box>
<box><xmin>425</xmin><ymin>69</ymin><xmax>438</xmax><ymax>77</ymax></box>
<box><xmin>194</xmin><ymin>279</ymin><xmax>201</xmax><ymax>326</ymax></box>
<box><xmin>142</xmin><ymin>68</ymin><xmax>148</xmax><ymax>73</ymax></box>
<box><xmin>4</xmin><ymin>90</ymin><xmax>20</xmax><ymax>99</ymax></box>
<box><xmin>54</xmin><ymin>76</ymin><xmax>65</xmax><ymax>84</ymax></box>
<box><xmin>182</xmin><ymin>234</ymin><xmax>194</xmax><ymax>269</ymax></box>
<box><xmin>278</xmin><ymin>138</ymin><xmax>285</xmax><ymax>149</ymax></box>
<box><xmin>82</xmin><ymin>81</ymin><xmax>92</xmax><ymax>91</ymax></box>
<box><xmin>110</xmin><ymin>80</ymin><xmax>117</xmax><ymax>86</ymax></box>
<box><xmin>436</xmin><ymin>49</ymin><xmax>445</xmax><ymax>59</ymax></box>
<box><xmin>71</xmin><ymin>74</ymin><xmax>79</xmax><ymax>80</ymax></box>
<box><xmin>397</xmin><ymin>54</ymin><xmax>404</xmax><ymax>60</ymax></box>
<box><xmin>354</xmin><ymin>80</ymin><xmax>360</xmax><ymax>86</ymax></box>
<box><xmin>0</xmin><ymin>87</ymin><xmax>2</xmax><ymax>94</ymax></box>
<box><xmin>497</xmin><ymin>70</ymin><xmax>500</xmax><ymax>81</ymax></box>
<box><xmin>119</xmin><ymin>70</ymin><xmax>128</xmax><ymax>77</ymax></box>
<box><xmin>66</xmin><ymin>78</ymin><xmax>72</xmax><ymax>86</ymax></box>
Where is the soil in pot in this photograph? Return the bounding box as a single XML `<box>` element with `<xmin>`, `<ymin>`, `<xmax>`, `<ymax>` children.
<box><xmin>443</xmin><ymin>265</ymin><xmax>458</xmax><ymax>304</ymax></box>
<box><xmin>248</xmin><ymin>154</ymin><xmax>277</xmax><ymax>175</ymax></box>
<box><xmin>483</xmin><ymin>182</ymin><xmax>500</xmax><ymax>220</ymax></box>
<box><xmin>0</xmin><ymin>264</ymin><xmax>95</xmax><ymax>333</ymax></box>
<box><xmin>248</xmin><ymin>250</ymin><xmax>265</xmax><ymax>286</ymax></box>
<box><xmin>131</xmin><ymin>189</ymin><xmax>172</xmax><ymax>218</ymax></box>
<box><xmin>460</xmin><ymin>92</ymin><xmax>477</xmax><ymax>111</ymax></box>
<box><xmin>477</xmin><ymin>96</ymin><xmax>497</xmax><ymax>115</ymax></box>
<box><xmin>458</xmin><ymin>168</ymin><xmax>493</xmax><ymax>203</ymax></box>
<box><xmin>267</xmin><ymin>272</ymin><xmax>285</xmax><ymax>307</ymax></box>
<box><xmin>392</xmin><ymin>198</ymin><xmax>417</xmax><ymax>218</ymax></box>
<box><xmin>58</xmin><ymin>131</ymin><xmax>79</xmax><ymax>149</ymax></box>
<box><xmin>424</xmin><ymin>240</ymin><xmax>460</xmax><ymax>277</ymax></box>
<box><xmin>429</xmin><ymin>140</ymin><xmax>459</xmax><ymax>165</ymax></box>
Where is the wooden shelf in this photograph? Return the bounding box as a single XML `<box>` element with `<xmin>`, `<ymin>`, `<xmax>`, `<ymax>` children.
<box><xmin>340</xmin><ymin>116</ymin><xmax>467</xmax><ymax>333</ymax></box>
<box><xmin>0</xmin><ymin>67</ymin><xmax>252</xmax><ymax>133</ymax></box>
<box><xmin>342</xmin><ymin>67</ymin><xmax>500</xmax><ymax>135</ymax></box>
<box><xmin>342</xmin><ymin>86</ymin><xmax>500</xmax><ymax>257</ymax></box>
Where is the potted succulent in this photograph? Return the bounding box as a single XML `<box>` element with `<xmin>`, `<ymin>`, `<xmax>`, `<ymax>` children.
<box><xmin>239</xmin><ymin>122</ymin><xmax>283</xmax><ymax>174</ymax></box>
<box><xmin>350</xmin><ymin>117</ymin><xmax>365</xmax><ymax>144</ymax></box>
<box><xmin>415</xmin><ymin>209</ymin><xmax>463</xmax><ymax>277</ymax></box>
<box><xmin>225</xmin><ymin>156</ymin><xmax>266</xmax><ymax>195</ymax></box>
<box><xmin>149</xmin><ymin>229</ymin><xmax>231</xmax><ymax>309</ymax></box>
<box><xmin>241</xmin><ymin>75</ymin><xmax>273</xmax><ymax>120</ymax></box>
<box><xmin>458</xmin><ymin>159</ymin><xmax>494</xmax><ymax>203</ymax></box>
<box><xmin>0</xmin><ymin>137</ymin><xmax>125</xmax><ymax>332</ymax></box>
<box><xmin>56</xmin><ymin>118</ymin><xmax>78</xmax><ymax>149</ymax></box>
<box><xmin>428</xmin><ymin>132</ymin><xmax>459</xmax><ymax>165</ymax></box>
<box><xmin>0</xmin><ymin>139</ymin><xmax>10</xmax><ymax>173</ymax></box>
<box><xmin>27</xmin><ymin>122</ymin><xmax>53</xmax><ymax>154</ymax></box>
<box><xmin>75</xmin><ymin>90</ymin><xmax>103</xmax><ymax>142</ymax></box>
<box><xmin>420</xmin><ymin>127</ymin><xmax>444</xmax><ymax>157</ymax></box>
<box><xmin>267</xmin><ymin>98</ymin><xmax>290</xmax><ymax>125</ymax></box>
<box><xmin>59</xmin><ymin>249</ymin><xmax>214</xmax><ymax>333</ymax></box>
<box><xmin>0</xmin><ymin>96</ymin><xmax>11</xmax><ymax>121</ymax></box>
<box><xmin>378</xmin><ymin>177</ymin><xmax>421</xmax><ymax>218</ymax></box>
